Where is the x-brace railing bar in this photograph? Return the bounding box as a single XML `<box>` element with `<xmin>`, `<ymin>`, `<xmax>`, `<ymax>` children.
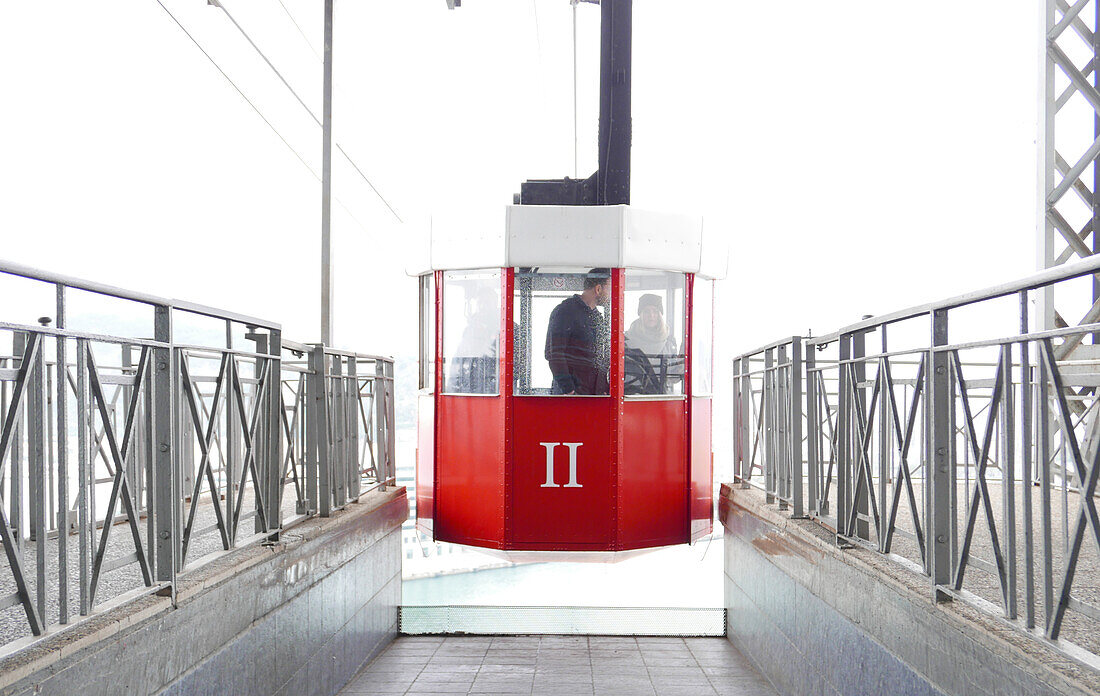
<box><xmin>0</xmin><ymin>335</ymin><xmax>40</xmax><ymax>479</ymax></box>
<box><xmin>1050</xmin><ymin>134</ymin><xmax>1100</xmax><ymax>208</ymax></box>
<box><xmin>844</xmin><ymin>364</ymin><xmax>883</xmax><ymax>538</ymax></box>
<box><xmin>1056</xmin><ymin>0</ymin><xmax>1096</xmax><ymax>44</ymax></box>
<box><xmin>179</xmin><ymin>355</ymin><xmax>231</xmax><ymax>561</ymax></box>
<box><xmin>357</xmin><ymin>391</ymin><xmax>377</xmax><ymax>475</ymax></box>
<box><xmin>816</xmin><ymin>370</ymin><xmax>839</xmax><ymax>487</ymax></box>
<box><xmin>747</xmin><ymin>389</ymin><xmax>766</xmax><ymax>479</ymax></box>
<box><xmin>1055</xmin><ymin>153</ymin><xmax>1096</xmax><ymax>209</ymax></box>
<box><xmin>190</xmin><ymin>380</ymin><xmax>232</xmax><ymax>481</ymax></box>
<box><xmin>883</xmin><ymin>356</ymin><xmax>927</xmax><ymax>558</ymax></box>
<box><xmin>229</xmin><ymin>358</ymin><xmax>271</xmax><ymax>534</ymax></box>
<box><xmin>1051</xmin><ymin>42</ymin><xmax>1100</xmax><ymax>116</ymax></box>
<box><xmin>0</xmin><ymin>334</ymin><xmax>43</xmax><ymax>634</ymax></box>
<box><xmin>952</xmin><ymin>394</ymin><xmax>1004</xmax><ymax>472</ymax></box>
<box><xmin>1051</xmin><ymin>0</ymin><xmax>1092</xmax><ymax>42</ymax></box>
<box><xmin>64</xmin><ymin>366</ymin><xmax>124</xmax><ymax>479</ymax></box>
<box><xmin>85</xmin><ymin>347</ymin><xmax>153</xmax><ymax>603</ymax></box>
<box><xmin>1049</xmin><ymin>209</ymin><xmax>1094</xmax><ymax>259</ymax></box>
<box><xmin>1041</xmin><ymin>339</ymin><xmax>1100</xmax><ymax>637</ymax></box>
<box><xmin>280</xmin><ymin>378</ymin><xmax>305</xmax><ymax>504</ymax></box>
<box><xmin>951</xmin><ymin>349</ymin><xmax>1010</xmax><ymax>605</ymax></box>
<box><xmin>1057</xmin><ymin>56</ymin><xmax>1098</xmax><ymax>110</ymax></box>
<box><xmin>1042</xmin><ymin>397</ymin><xmax>1100</xmax><ymax>484</ymax></box>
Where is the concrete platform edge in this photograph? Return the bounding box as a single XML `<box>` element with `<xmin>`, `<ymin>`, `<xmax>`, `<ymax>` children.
<box><xmin>719</xmin><ymin>484</ymin><xmax>1099</xmax><ymax>696</ymax></box>
<box><xmin>0</xmin><ymin>487</ymin><xmax>408</xmax><ymax>696</ymax></box>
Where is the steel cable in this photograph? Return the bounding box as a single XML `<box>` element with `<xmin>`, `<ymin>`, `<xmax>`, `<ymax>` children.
<box><xmin>213</xmin><ymin>0</ymin><xmax>404</xmax><ymax>223</ymax></box>
<box><xmin>152</xmin><ymin>0</ymin><xmax>373</xmax><ymax>233</ymax></box>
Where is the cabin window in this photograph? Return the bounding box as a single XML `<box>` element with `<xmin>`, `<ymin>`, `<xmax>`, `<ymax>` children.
<box><xmin>514</xmin><ymin>268</ymin><xmax>613</xmax><ymax>396</ymax></box>
<box><xmin>692</xmin><ymin>278</ymin><xmax>714</xmax><ymax>395</ymax></box>
<box><xmin>622</xmin><ymin>270</ymin><xmax>687</xmax><ymax>397</ymax></box>
<box><xmin>441</xmin><ymin>270</ymin><xmax>501</xmax><ymax>395</ymax></box>
<box><xmin>419</xmin><ymin>273</ymin><xmax>436</xmax><ymax>392</ymax></box>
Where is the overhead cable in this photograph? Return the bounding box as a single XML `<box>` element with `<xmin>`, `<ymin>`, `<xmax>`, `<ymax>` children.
<box><xmin>152</xmin><ymin>0</ymin><xmax>372</xmax><ymax>234</ymax></box>
<box><xmin>276</xmin><ymin>0</ymin><xmax>321</xmax><ymax>61</ymax></box>
<box><xmin>214</xmin><ymin>0</ymin><xmax>404</xmax><ymax>224</ymax></box>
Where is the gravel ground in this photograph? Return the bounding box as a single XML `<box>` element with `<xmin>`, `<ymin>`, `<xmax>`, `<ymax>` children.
<box><xmin>0</xmin><ymin>483</ymin><xmax>301</xmax><ymax>647</ymax></box>
<box><xmin>807</xmin><ymin>476</ymin><xmax>1100</xmax><ymax>656</ymax></box>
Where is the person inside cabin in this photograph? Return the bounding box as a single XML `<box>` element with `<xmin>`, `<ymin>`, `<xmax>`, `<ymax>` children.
<box><xmin>447</xmin><ymin>286</ymin><xmax>499</xmax><ymax>394</ymax></box>
<box><xmin>545</xmin><ymin>268</ymin><xmax>611</xmax><ymax>395</ymax></box>
<box><xmin>624</xmin><ymin>293</ymin><xmax>682</xmax><ymax>395</ymax></box>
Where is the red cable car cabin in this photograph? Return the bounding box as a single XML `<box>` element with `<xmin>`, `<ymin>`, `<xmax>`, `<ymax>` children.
<box><xmin>413</xmin><ymin>205</ymin><xmax>724</xmax><ymax>558</ymax></box>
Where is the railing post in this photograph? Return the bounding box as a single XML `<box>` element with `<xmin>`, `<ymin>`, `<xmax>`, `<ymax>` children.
<box><xmin>776</xmin><ymin>344</ymin><xmax>789</xmax><ymax>510</ymax></box>
<box><xmin>732</xmin><ymin>357</ymin><xmax>742</xmax><ymax>484</ymax></box>
<box><xmin>1020</xmin><ymin>291</ymin><xmax>1036</xmax><ymax>629</ymax></box>
<box><xmin>12</xmin><ymin>331</ymin><xmax>26</xmax><ymax>548</ymax></box>
<box><xmin>266</xmin><ymin>329</ymin><xmax>283</xmax><ymax>533</ymax></box>
<box><xmin>878</xmin><ymin>328</ymin><xmax>890</xmax><ymax>553</ymax></box>
<box><xmin>307</xmin><ymin>345</ymin><xmax>331</xmax><ymax>516</ymax></box>
<box><xmin>347</xmin><ymin>357</ymin><xmax>361</xmax><ymax>500</ymax></box>
<box><xmin>152</xmin><ymin>306</ymin><xmax>176</xmax><ymax>587</ymax></box>
<box><xmin>55</xmin><ymin>285</ymin><xmax>70</xmax><ymax>624</ymax></box>
<box><xmin>852</xmin><ymin>327</ymin><xmax>869</xmax><ymax>541</ymax></box>
<box><xmin>376</xmin><ymin>359</ymin><xmax>395</xmax><ymax>488</ymax></box>
<box><xmin>836</xmin><ymin>333</ymin><xmax>850</xmax><ymax>542</ymax></box>
<box><xmin>928</xmin><ymin>308</ymin><xmax>952</xmax><ymax>596</ymax></box>
<box><xmin>764</xmin><ymin>348</ymin><xmax>775</xmax><ymax>503</ymax></box>
<box><xmin>805</xmin><ymin>342</ymin><xmax>819</xmax><ymax>517</ymax></box>
<box><xmin>332</xmin><ymin>356</ymin><xmax>347</xmax><ymax>508</ymax></box>
<box><xmin>743</xmin><ymin>356</ymin><xmax>752</xmax><ymax>485</ymax></box>
<box><xmin>29</xmin><ymin>331</ymin><xmax>46</xmax><ymax>622</ymax></box>
<box><xmin>790</xmin><ymin>338</ymin><xmax>804</xmax><ymax>518</ymax></box>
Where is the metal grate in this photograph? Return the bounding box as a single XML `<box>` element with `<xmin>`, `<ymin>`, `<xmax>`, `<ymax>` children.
<box><xmin>398</xmin><ymin>606</ymin><xmax>726</xmax><ymax>636</ymax></box>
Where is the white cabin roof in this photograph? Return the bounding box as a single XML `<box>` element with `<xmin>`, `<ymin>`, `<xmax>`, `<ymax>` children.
<box><xmin>407</xmin><ymin>205</ymin><xmax>727</xmax><ymax>279</ymax></box>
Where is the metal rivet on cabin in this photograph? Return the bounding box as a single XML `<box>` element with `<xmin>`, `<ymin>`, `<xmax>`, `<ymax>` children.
<box><xmin>160</xmin><ymin>531</ymin><xmax>170</xmax><ymax>540</ymax></box>
<box><xmin>936</xmin><ymin>447</ymin><xmax>946</xmax><ymax>456</ymax></box>
<box><xmin>936</xmin><ymin>535</ymin><xmax>946</xmax><ymax>543</ymax></box>
<box><xmin>160</xmin><ymin>443</ymin><xmax>170</xmax><ymax>452</ymax></box>
<box><xmin>936</xmin><ymin>366</ymin><xmax>946</xmax><ymax>375</ymax></box>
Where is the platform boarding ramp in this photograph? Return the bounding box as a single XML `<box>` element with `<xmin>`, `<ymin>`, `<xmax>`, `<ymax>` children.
<box><xmin>729</xmin><ymin>255</ymin><xmax>1100</xmax><ymax>696</ymax></box>
<box><xmin>0</xmin><ymin>260</ymin><xmax>403</xmax><ymax>696</ymax></box>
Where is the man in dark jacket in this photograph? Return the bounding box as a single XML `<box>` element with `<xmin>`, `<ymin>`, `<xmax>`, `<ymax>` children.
<box><xmin>545</xmin><ymin>269</ymin><xmax>611</xmax><ymax>395</ymax></box>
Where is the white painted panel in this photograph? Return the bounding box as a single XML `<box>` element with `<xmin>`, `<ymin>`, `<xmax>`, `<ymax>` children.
<box><xmin>621</xmin><ymin>207</ymin><xmax>702</xmax><ymax>273</ymax></box>
<box><xmin>698</xmin><ymin>223</ymin><xmax>729</xmax><ymax>280</ymax></box>
<box><xmin>408</xmin><ymin>204</ymin><xmax>723</xmax><ymax>276</ymax></box>
<box><xmin>506</xmin><ymin>205</ymin><xmax>624</xmax><ymax>268</ymax></box>
<box><xmin>429</xmin><ymin>208</ymin><xmax>508</xmax><ymax>271</ymax></box>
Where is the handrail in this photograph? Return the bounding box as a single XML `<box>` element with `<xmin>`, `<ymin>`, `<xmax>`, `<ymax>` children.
<box><xmin>0</xmin><ymin>258</ymin><xmax>279</xmax><ymax>329</ymax></box>
<box><xmin>0</xmin><ymin>260</ymin><xmax>396</xmax><ymax>650</ymax></box>
<box><xmin>730</xmin><ymin>255</ymin><xmax>1100</xmax><ymax>670</ymax></box>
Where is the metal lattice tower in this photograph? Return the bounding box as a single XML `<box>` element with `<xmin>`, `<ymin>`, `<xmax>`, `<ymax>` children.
<box><xmin>1040</xmin><ymin>1</ymin><xmax>1100</xmax><ymax>349</ymax></box>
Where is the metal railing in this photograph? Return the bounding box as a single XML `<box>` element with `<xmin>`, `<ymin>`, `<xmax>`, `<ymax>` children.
<box><xmin>0</xmin><ymin>259</ymin><xmax>395</xmax><ymax>647</ymax></box>
<box><xmin>732</xmin><ymin>254</ymin><xmax>1100</xmax><ymax>669</ymax></box>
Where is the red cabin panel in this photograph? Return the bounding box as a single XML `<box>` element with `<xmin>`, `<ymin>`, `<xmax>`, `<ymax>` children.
<box><xmin>415</xmin><ymin>393</ymin><xmax>435</xmax><ymax>536</ymax></box>
<box><xmin>620</xmin><ymin>398</ymin><xmax>688</xmax><ymax>549</ymax></box>
<box><xmin>510</xmin><ymin>397</ymin><xmax>614</xmax><ymax>549</ymax></box>
<box><xmin>436</xmin><ymin>395</ymin><xmax>506</xmax><ymax>547</ymax></box>
<box><xmin>690</xmin><ymin>397</ymin><xmax>714</xmax><ymax>541</ymax></box>
<box><xmin>419</xmin><ymin>265</ymin><xmax>714</xmax><ymax>556</ymax></box>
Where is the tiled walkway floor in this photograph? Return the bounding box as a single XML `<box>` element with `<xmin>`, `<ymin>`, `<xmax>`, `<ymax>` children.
<box><xmin>340</xmin><ymin>636</ymin><xmax>778</xmax><ymax>695</ymax></box>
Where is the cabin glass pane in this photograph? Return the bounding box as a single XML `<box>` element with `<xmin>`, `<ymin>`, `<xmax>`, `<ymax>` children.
<box><xmin>514</xmin><ymin>268</ymin><xmax>613</xmax><ymax>396</ymax></box>
<box><xmin>419</xmin><ymin>273</ymin><xmax>436</xmax><ymax>391</ymax></box>
<box><xmin>622</xmin><ymin>270</ymin><xmax>687</xmax><ymax>396</ymax></box>
<box><xmin>692</xmin><ymin>278</ymin><xmax>714</xmax><ymax>395</ymax></box>
<box><xmin>441</xmin><ymin>270</ymin><xmax>501</xmax><ymax>395</ymax></box>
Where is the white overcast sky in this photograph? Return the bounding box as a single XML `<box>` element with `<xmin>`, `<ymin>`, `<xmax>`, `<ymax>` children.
<box><xmin>0</xmin><ymin>1</ymin><xmax>1038</xmax><ymax>362</ymax></box>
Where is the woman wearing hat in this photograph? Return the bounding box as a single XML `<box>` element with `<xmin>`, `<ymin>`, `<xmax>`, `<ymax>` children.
<box><xmin>624</xmin><ymin>293</ymin><xmax>682</xmax><ymax>394</ymax></box>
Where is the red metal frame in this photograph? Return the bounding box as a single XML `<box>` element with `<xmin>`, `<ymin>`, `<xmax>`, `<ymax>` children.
<box><xmin>420</xmin><ymin>268</ymin><xmax>714</xmax><ymax>553</ymax></box>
